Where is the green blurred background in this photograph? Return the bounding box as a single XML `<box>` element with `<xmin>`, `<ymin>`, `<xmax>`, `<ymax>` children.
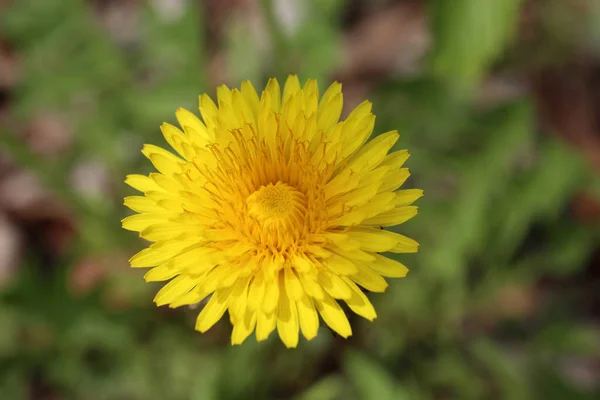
<box><xmin>1</xmin><ymin>0</ymin><xmax>599</xmax><ymax>399</ymax></box>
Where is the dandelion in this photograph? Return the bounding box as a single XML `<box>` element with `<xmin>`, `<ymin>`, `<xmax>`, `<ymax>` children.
<box><xmin>122</xmin><ymin>76</ymin><xmax>422</xmax><ymax>347</ymax></box>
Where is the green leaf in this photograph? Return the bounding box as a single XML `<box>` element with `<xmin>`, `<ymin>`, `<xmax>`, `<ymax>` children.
<box><xmin>0</xmin><ymin>306</ymin><xmax>19</xmax><ymax>357</ymax></box>
<box><xmin>226</xmin><ymin>19</ymin><xmax>264</xmax><ymax>86</ymax></box>
<box><xmin>535</xmin><ymin>322</ymin><xmax>600</xmax><ymax>357</ymax></box>
<box><xmin>494</xmin><ymin>139</ymin><xmax>588</xmax><ymax>260</ymax></box>
<box><xmin>344</xmin><ymin>351</ymin><xmax>398</xmax><ymax>400</ymax></box>
<box><xmin>424</xmin><ymin>101</ymin><xmax>533</xmax><ymax>279</ymax></box>
<box><xmin>471</xmin><ymin>339</ymin><xmax>532</xmax><ymax>400</ymax></box>
<box><xmin>295</xmin><ymin>375</ymin><xmax>346</xmax><ymax>400</ymax></box>
<box><xmin>430</xmin><ymin>0</ymin><xmax>524</xmax><ymax>87</ymax></box>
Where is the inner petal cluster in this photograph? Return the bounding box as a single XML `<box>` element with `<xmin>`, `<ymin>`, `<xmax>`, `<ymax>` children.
<box><xmin>247</xmin><ymin>182</ymin><xmax>306</xmax><ymax>228</ymax></box>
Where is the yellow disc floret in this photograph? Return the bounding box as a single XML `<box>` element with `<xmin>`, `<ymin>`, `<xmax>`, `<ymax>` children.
<box><xmin>247</xmin><ymin>182</ymin><xmax>306</xmax><ymax>228</ymax></box>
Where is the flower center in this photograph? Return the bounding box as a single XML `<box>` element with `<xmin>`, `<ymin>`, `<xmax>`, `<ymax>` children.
<box><xmin>247</xmin><ymin>182</ymin><xmax>306</xmax><ymax>228</ymax></box>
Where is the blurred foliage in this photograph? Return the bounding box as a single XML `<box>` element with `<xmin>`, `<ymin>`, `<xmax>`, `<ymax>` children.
<box><xmin>1</xmin><ymin>0</ymin><xmax>599</xmax><ymax>399</ymax></box>
<box><xmin>430</xmin><ymin>0</ymin><xmax>523</xmax><ymax>88</ymax></box>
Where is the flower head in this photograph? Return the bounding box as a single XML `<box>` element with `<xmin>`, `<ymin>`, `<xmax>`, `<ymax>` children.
<box><xmin>123</xmin><ymin>76</ymin><xmax>422</xmax><ymax>347</ymax></box>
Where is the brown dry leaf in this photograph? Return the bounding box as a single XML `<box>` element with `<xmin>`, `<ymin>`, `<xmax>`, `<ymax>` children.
<box><xmin>0</xmin><ymin>41</ymin><xmax>18</xmax><ymax>89</ymax></box>
<box><xmin>69</xmin><ymin>159</ymin><xmax>113</xmax><ymax>200</ymax></box>
<box><xmin>493</xmin><ymin>283</ymin><xmax>544</xmax><ymax>319</ymax></box>
<box><xmin>531</xmin><ymin>64</ymin><xmax>600</xmax><ymax>221</ymax></box>
<box><xmin>22</xmin><ymin>112</ymin><xmax>73</xmax><ymax>157</ymax></box>
<box><xmin>558</xmin><ymin>354</ymin><xmax>600</xmax><ymax>391</ymax></box>
<box><xmin>336</xmin><ymin>1</ymin><xmax>429</xmax><ymax>112</ymax></box>
<box><xmin>476</xmin><ymin>74</ymin><xmax>527</xmax><ymax>108</ymax></box>
<box><xmin>39</xmin><ymin>218</ymin><xmax>76</xmax><ymax>259</ymax></box>
<box><xmin>94</xmin><ymin>0</ymin><xmax>141</xmax><ymax>45</ymax></box>
<box><xmin>0</xmin><ymin>170</ymin><xmax>68</xmax><ymax>221</ymax></box>
<box><xmin>0</xmin><ymin>212</ymin><xmax>22</xmax><ymax>287</ymax></box>
<box><xmin>532</xmin><ymin>65</ymin><xmax>600</xmax><ymax>168</ymax></box>
<box><xmin>572</xmin><ymin>193</ymin><xmax>600</xmax><ymax>222</ymax></box>
<box><xmin>466</xmin><ymin>283</ymin><xmax>545</xmax><ymax>332</ymax></box>
<box><xmin>70</xmin><ymin>256</ymin><xmax>109</xmax><ymax>296</ymax></box>
<box><xmin>340</xmin><ymin>1</ymin><xmax>430</xmax><ymax>80</ymax></box>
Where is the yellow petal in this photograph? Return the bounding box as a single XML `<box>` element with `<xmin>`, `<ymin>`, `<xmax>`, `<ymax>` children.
<box><xmin>141</xmin><ymin>144</ymin><xmax>183</xmax><ymax>164</ymax></box>
<box><xmin>302</xmin><ymin>79</ymin><xmax>319</xmax><ymax>117</ymax></box>
<box><xmin>395</xmin><ymin>189</ymin><xmax>424</xmax><ymax>206</ymax></box>
<box><xmin>345</xmin><ymin>99</ymin><xmax>372</xmax><ymax>122</ymax></box>
<box><xmin>298</xmin><ymin>273</ymin><xmax>325</xmax><ymax>300</ymax></box>
<box><xmin>129</xmin><ymin>240</ymin><xmax>198</xmax><ymax>268</ymax></box>
<box><xmin>140</xmin><ymin>223</ymin><xmax>203</xmax><ymax>242</ymax></box>
<box><xmin>150</xmin><ymin>173</ymin><xmax>182</xmax><ymax>193</ymax></box>
<box><xmin>232</xmin><ymin>88</ymin><xmax>255</xmax><ymax>125</ymax></box>
<box><xmin>322</xmin><ymin>232</ymin><xmax>361</xmax><ymax>251</ymax></box>
<box><xmin>328</xmin><ymin>208</ymin><xmax>362</xmax><ymax>226</ymax></box>
<box><xmin>217</xmin><ymin>84</ymin><xmax>233</xmax><ymax>106</ymax></box>
<box><xmin>263</xmin><ymin>77</ymin><xmax>281</xmax><ymax>112</ymax></box>
<box><xmin>145</xmin><ymin>190</ymin><xmax>177</xmax><ymax>205</ymax></box>
<box><xmin>318</xmin><ymin>82</ymin><xmax>341</xmax><ymax>116</ymax></box>
<box><xmin>280</xmin><ymin>90</ymin><xmax>302</xmax><ymax>134</ymax></box>
<box><xmin>297</xmin><ymin>294</ymin><xmax>319</xmax><ymax>340</ymax></box>
<box><xmin>227</xmin><ymin>274</ymin><xmax>253</xmax><ymax>321</ymax></box>
<box><xmin>125</xmin><ymin>174</ymin><xmax>162</xmax><ymax>193</ymax></box>
<box><xmin>176</xmin><ymin>107</ymin><xmax>211</xmax><ymax>143</ymax></box>
<box><xmin>342</xmin><ymin>277</ymin><xmax>377</xmax><ymax>321</ymax></box>
<box><xmin>247</xmin><ymin>270</ymin><xmax>266</xmax><ymax>311</ymax></box>
<box><xmin>314</xmin><ymin>294</ymin><xmax>352</xmax><ymax>338</ymax></box>
<box><xmin>284</xmin><ymin>267</ymin><xmax>304</xmax><ymax>301</ymax></box>
<box><xmin>121</xmin><ymin>213</ymin><xmax>171</xmax><ymax>232</ymax></box>
<box><xmin>347</xmin><ymin>130</ymin><xmax>399</xmax><ymax>174</ymax></box>
<box><xmin>276</xmin><ymin>279</ymin><xmax>299</xmax><ymax>348</ymax></box>
<box><xmin>338</xmin><ymin>111</ymin><xmax>375</xmax><ymax>161</ymax></box>
<box><xmin>324</xmin><ymin>168</ymin><xmax>360</xmax><ymax>201</ymax></box>
<box><xmin>123</xmin><ymin>196</ymin><xmax>159</xmax><ymax>213</ymax></box>
<box><xmin>346</xmin><ymin>227</ymin><xmax>399</xmax><ymax>252</ymax></box>
<box><xmin>351</xmin><ymin>264</ymin><xmax>388</xmax><ymax>293</ymax></box>
<box><xmin>282</xmin><ymin>75</ymin><xmax>301</xmax><ymax>105</ymax></box>
<box><xmin>256</xmin><ymin>310</ymin><xmax>277</xmax><ymax>341</ymax></box>
<box><xmin>199</xmin><ymin>94</ymin><xmax>219</xmax><ymax>130</ymax></box>
<box><xmin>291</xmin><ymin>254</ymin><xmax>317</xmax><ymax>275</ymax></box>
<box><xmin>318</xmin><ymin>92</ymin><xmax>342</xmax><ymax>132</ymax></box>
<box><xmin>379</xmin><ymin>149</ymin><xmax>410</xmax><ymax>169</ymax></box>
<box><xmin>231</xmin><ymin>309</ymin><xmax>257</xmax><ymax>345</ymax></box>
<box><xmin>195</xmin><ymin>286</ymin><xmax>234</xmax><ymax>332</ymax></box>
<box><xmin>328</xmin><ymin>247</ymin><xmax>376</xmax><ymax>263</ymax></box>
<box><xmin>167</xmin><ymin>246</ymin><xmax>218</xmax><ymax>273</ymax></box>
<box><xmin>169</xmin><ymin>289</ymin><xmax>205</xmax><ymax>309</ymax></box>
<box><xmin>371</xmin><ymin>254</ymin><xmax>409</xmax><ymax>278</ymax></box>
<box><xmin>353</xmin><ymin>192</ymin><xmax>396</xmax><ymax>220</ymax></box>
<box><xmin>154</xmin><ymin>275</ymin><xmax>197</xmax><ymax>306</ymax></box>
<box><xmin>318</xmin><ymin>269</ymin><xmax>352</xmax><ymax>300</ymax></box>
<box><xmin>387</xmin><ymin>233</ymin><xmax>420</xmax><ymax>253</ymax></box>
<box><xmin>144</xmin><ymin>263</ymin><xmax>179</xmax><ymax>282</ymax></box>
<box><xmin>241</xmin><ymin>80</ymin><xmax>260</xmax><ymax>117</ymax></box>
<box><xmin>149</xmin><ymin>154</ymin><xmax>182</xmax><ymax>176</ymax></box>
<box><xmin>262</xmin><ymin>278</ymin><xmax>280</xmax><ymax>314</ymax></box>
<box><xmin>182</xmin><ymin>125</ymin><xmax>210</xmax><ymax>147</ymax></box>
<box><xmin>329</xmin><ymin>181</ymin><xmax>380</xmax><ymax>208</ymax></box>
<box><xmin>326</xmin><ymin>254</ymin><xmax>359</xmax><ymax>275</ymax></box>
<box><xmin>220</xmin><ymin>265</ymin><xmax>243</xmax><ymax>288</ymax></box>
<box><xmin>160</xmin><ymin>122</ymin><xmax>187</xmax><ymax>157</ymax></box>
<box><xmin>302</xmin><ymin>113</ymin><xmax>319</xmax><ymax>144</ymax></box>
<box><xmin>265</xmin><ymin>112</ymin><xmax>280</xmax><ymax>160</ymax></box>
<box><xmin>379</xmin><ymin>168</ymin><xmax>410</xmax><ymax>193</ymax></box>
<box><xmin>362</xmin><ymin>206</ymin><xmax>418</xmax><ymax>227</ymax></box>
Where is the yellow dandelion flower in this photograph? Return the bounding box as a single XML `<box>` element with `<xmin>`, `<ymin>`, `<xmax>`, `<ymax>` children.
<box><xmin>122</xmin><ymin>76</ymin><xmax>422</xmax><ymax>348</ymax></box>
